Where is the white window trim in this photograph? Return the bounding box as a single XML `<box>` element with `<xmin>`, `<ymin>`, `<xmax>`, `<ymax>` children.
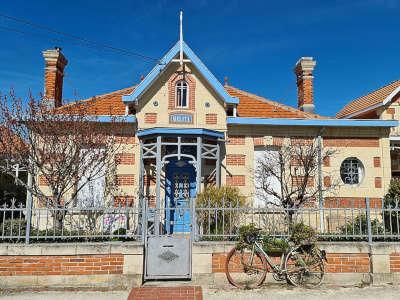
<box><xmin>175</xmin><ymin>80</ymin><xmax>189</xmax><ymax>108</ymax></box>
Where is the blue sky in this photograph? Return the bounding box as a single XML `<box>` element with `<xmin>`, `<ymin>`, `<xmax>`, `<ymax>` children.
<box><xmin>0</xmin><ymin>0</ymin><xmax>399</xmax><ymax>116</ymax></box>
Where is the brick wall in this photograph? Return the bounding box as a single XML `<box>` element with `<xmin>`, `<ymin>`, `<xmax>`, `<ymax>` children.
<box><xmin>324</xmin><ymin>197</ymin><xmax>382</xmax><ymax>208</ymax></box>
<box><xmin>325</xmin><ymin>253</ymin><xmax>370</xmax><ymax>273</ymax></box>
<box><xmin>0</xmin><ymin>254</ymin><xmax>123</xmax><ymax>276</ymax></box>
<box><xmin>212</xmin><ymin>252</ymin><xmax>370</xmax><ymax>273</ymax></box>
<box><xmin>116</xmin><ymin>153</ymin><xmax>135</xmax><ymax>165</ymax></box>
<box><xmin>373</xmin><ymin>157</ymin><xmax>381</xmax><ymax>168</ymax></box>
<box><xmin>115</xmin><ymin>136</ymin><xmax>136</xmax><ymax>145</ymax></box>
<box><xmin>253</xmin><ymin>136</ymin><xmax>265</xmax><ymax>146</ymax></box>
<box><xmin>390</xmin><ymin>253</ymin><xmax>400</xmax><ymax>272</ymax></box>
<box><xmin>226</xmin><ymin>175</ymin><xmax>245</xmax><ymax>186</ymax></box>
<box><xmin>227</xmin><ymin>135</ymin><xmax>245</xmax><ymax>145</ymax></box>
<box><xmin>116</xmin><ymin>174</ymin><xmax>135</xmax><ymax>186</ymax></box>
<box><xmin>226</xmin><ymin>154</ymin><xmax>245</xmax><ymax>166</ymax></box>
<box><xmin>205</xmin><ymin>114</ymin><xmax>217</xmax><ymax>125</ymax></box>
<box><xmin>144</xmin><ymin>113</ymin><xmax>157</xmax><ymax>124</ymax></box>
<box><xmin>323</xmin><ymin>137</ymin><xmax>379</xmax><ymax>147</ymax></box>
<box><xmin>114</xmin><ymin>196</ymin><xmax>135</xmax><ymax>207</ymax></box>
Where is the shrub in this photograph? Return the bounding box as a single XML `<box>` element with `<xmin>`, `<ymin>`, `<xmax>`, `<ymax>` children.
<box><xmin>383</xmin><ymin>179</ymin><xmax>400</xmax><ymax>233</ymax></box>
<box><xmin>196</xmin><ymin>186</ymin><xmax>246</xmax><ymax>236</ymax></box>
<box><xmin>289</xmin><ymin>222</ymin><xmax>317</xmax><ymax>245</ymax></box>
<box><xmin>339</xmin><ymin>214</ymin><xmax>385</xmax><ymax>236</ymax></box>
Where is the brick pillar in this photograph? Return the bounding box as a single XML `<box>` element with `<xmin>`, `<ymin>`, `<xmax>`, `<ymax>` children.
<box><xmin>42</xmin><ymin>47</ymin><xmax>68</xmax><ymax>108</ymax></box>
<box><xmin>294</xmin><ymin>57</ymin><xmax>316</xmax><ymax>113</ymax></box>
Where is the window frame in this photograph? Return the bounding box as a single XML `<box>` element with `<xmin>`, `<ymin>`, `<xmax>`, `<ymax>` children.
<box><xmin>340</xmin><ymin>157</ymin><xmax>364</xmax><ymax>186</ymax></box>
<box><xmin>175</xmin><ymin>80</ymin><xmax>189</xmax><ymax>108</ymax></box>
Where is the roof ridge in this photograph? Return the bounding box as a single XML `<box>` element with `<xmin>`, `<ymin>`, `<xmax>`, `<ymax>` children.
<box><xmin>225</xmin><ymin>85</ymin><xmax>324</xmax><ymax>119</ymax></box>
<box><xmin>337</xmin><ymin>79</ymin><xmax>400</xmax><ymax>118</ymax></box>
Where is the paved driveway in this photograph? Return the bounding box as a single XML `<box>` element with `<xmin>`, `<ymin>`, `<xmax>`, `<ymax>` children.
<box><xmin>1</xmin><ymin>285</ymin><xmax>400</xmax><ymax>300</ymax></box>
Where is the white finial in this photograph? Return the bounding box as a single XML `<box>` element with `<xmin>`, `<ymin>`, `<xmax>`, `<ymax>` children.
<box><xmin>179</xmin><ymin>10</ymin><xmax>183</xmax><ymax>66</ymax></box>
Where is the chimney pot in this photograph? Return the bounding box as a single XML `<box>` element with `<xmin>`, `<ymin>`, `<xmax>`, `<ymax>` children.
<box><xmin>42</xmin><ymin>47</ymin><xmax>68</xmax><ymax>108</ymax></box>
<box><xmin>294</xmin><ymin>57</ymin><xmax>316</xmax><ymax>113</ymax></box>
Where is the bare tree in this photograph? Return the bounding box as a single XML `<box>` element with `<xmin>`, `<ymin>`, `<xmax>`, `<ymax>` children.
<box><xmin>0</xmin><ymin>91</ymin><xmax>128</xmax><ymax>229</ymax></box>
<box><xmin>254</xmin><ymin>137</ymin><xmax>338</xmax><ymax>221</ymax></box>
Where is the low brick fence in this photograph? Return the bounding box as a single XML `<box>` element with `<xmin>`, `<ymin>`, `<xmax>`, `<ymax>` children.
<box><xmin>1</xmin><ymin>241</ymin><xmax>400</xmax><ymax>289</ymax></box>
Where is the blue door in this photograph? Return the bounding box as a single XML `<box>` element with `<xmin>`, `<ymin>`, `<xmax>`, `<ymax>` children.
<box><xmin>165</xmin><ymin>158</ymin><xmax>196</xmax><ymax>234</ymax></box>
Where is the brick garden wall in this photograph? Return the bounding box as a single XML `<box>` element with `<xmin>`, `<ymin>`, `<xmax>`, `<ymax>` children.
<box><xmin>0</xmin><ymin>254</ymin><xmax>123</xmax><ymax>276</ymax></box>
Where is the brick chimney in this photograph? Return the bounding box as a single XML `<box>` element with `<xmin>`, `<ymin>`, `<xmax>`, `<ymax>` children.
<box><xmin>294</xmin><ymin>57</ymin><xmax>316</xmax><ymax>113</ymax></box>
<box><xmin>42</xmin><ymin>47</ymin><xmax>68</xmax><ymax>108</ymax></box>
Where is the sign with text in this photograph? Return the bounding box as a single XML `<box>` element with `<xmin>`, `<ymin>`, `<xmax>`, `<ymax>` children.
<box><xmin>169</xmin><ymin>113</ymin><xmax>193</xmax><ymax>124</ymax></box>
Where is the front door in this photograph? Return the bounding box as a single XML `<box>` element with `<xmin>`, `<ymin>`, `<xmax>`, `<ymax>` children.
<box><xmin>165</xmin><ymin>158</ymin><xmax>196</xmax><ymax>234</ymax></box>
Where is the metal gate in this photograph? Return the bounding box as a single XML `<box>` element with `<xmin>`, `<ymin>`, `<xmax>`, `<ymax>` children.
<box><xmin>143</xmin><ymin>158</ymin><xmax>195</xmax><ymax>280</ymax></box>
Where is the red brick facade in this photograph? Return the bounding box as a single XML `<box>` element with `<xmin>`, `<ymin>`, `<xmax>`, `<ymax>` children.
<box><xmin>227</xmin><ymin>135</ymin><xmax>245</xmax><ymax>145</ymax></box>
<box><xmin>114</xmin><ymin>196</ymin><xmax>135</xmax><ymax>207</ymax></box>
<box><xmin>375</xmin><ymin>177</ymin><xmax>382</xmax><ymax>188</ymax></box>
<box><xmin>168</xmin><ymin>72</ymin><xmax>196</xmax><ymax>110</ymax></box>
<box><xmin>144</xmin><ymin>113</ymin><xmax>157</xmax><ymax>124</ymax></box>
<box><xmin>390</xmin><ymin>253</ymin><xmax>400</xmax><ymax>272</ymax></box>
<box><xmin>253</xmin><ymin>136</ymin><xmax>265</xmax><ymax>146</ymax></box>
<box><xmin>226</xmin><ymin>175</ymin><xmax>245</xmax><ymax>186</ymax></box>
<box><xmin>324</xmin><ymin>197</ymin><xmax>382</xmax><ymax>208</ymax></box>
<box><xmin>116</xmin><ymin>174</ymin><xmax>135</xmax><ymax>186</ymax></box>
<box><xmin>226</xmin><ymin>154</ymin><xmax>245</xmax><ymax>166</ymax></box>
<box><xmin>212</xmin><ymin>252</ymin><xmax>370</xmax><ymax>273</ymax></box>
<box><xmin>373</xmin><ymin>157</ymin><xmax>381</xmax><ymax>168</ymax></box>
<box><xmin>0</xmin><ymin>254</ymin><xmax>123</xmax><ymax>276</ymax></box>
<box><xmin>323</xmin><ymin>137</ymin><xmax>379</xmax><ymax>147</ymax></box>
<box><xmin>205</xmin><ymin>113</ymin><xmax>217</xmax><ymax>124</ymax></box>
<box><xmin>116</xmin><ymin>153</ymin><xmax>135</xmax><ymax>165</ymax></box>
<box><xmin>325</xmin><ymin>253</ymin><xmax>370</xmax><ymax>273</ymax></box>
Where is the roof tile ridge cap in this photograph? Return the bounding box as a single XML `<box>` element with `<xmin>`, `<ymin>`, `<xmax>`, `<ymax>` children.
<box><xmin>225</xmin><ymin>85</ymin><xmax>324</xmax><ymax>119</ymax></box>
<box><xmin>336</xmin><ymin>79</ymin><xmax>400</xmax><ymax>118</ymax></box>
<box><xmin>56</xmin><ymin>85</ymin><xmax>137</xmax><ymax>111</ymax></box>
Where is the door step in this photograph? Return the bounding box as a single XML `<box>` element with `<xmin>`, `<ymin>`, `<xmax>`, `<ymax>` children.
<box><xmin>128</xmin><ymin>285</ymin><xmax>202</xmax><ymax>300</ymax></box>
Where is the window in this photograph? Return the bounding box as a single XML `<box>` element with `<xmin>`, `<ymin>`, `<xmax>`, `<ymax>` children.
<box><xmin>175</xmin><ymin>80</ymin><xmax>188</xmax><ymax>108</ymax></box>
<box><xmin>340</xmin><ymin>157</ymin><xmax>364</xmax><ymax>185</ymax></box>
<box><xmin>254</xmin><ymin>147</ymin><xmax>281</xmax><ymax>206</ymax></box>
<box><xmin>76</xmin><ymin>149</ymin><xmax>106</xmax><ymax>207</ymax></box>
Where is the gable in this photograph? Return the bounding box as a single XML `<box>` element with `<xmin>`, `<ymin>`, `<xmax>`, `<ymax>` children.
<box><xmin>122</xmin><ymin>41</ymin><xmax>239</xmax><ymax>105</ymax></box>
<box><xmin>337</xmin><ymin>80</ymin><xmax>400</xmax><ymax>118</ymax></box>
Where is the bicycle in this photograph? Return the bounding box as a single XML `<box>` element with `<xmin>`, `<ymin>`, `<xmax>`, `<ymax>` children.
<box><xmin>225</xmin><ymin>229</ymin><xmax>327</xmax><ymax>289</ymax></box>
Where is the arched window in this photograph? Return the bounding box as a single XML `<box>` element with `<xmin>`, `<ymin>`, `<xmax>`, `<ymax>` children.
<box><xmin>175</xmin><ymin>80</ymin><xmax>188</xmax><ymax>108</ymax></box>
<box><xmin>340</xmin><ymin>157</ymin><xmax>364</xmax><ymax>185</ymax></box>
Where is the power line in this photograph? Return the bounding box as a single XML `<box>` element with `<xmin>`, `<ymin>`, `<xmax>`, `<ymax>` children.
<box><xmin>0</xmin><ymin>12</ymin><xmax>160</xmax><ymax>63</ymax></box>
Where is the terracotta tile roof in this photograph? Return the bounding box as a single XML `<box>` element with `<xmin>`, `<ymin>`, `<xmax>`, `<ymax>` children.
<box><xmin>55</xmin><ymin>86</ymin><xmax>136</xmax><ymax>115</ymax></box>
<box><xmin>336</xmin><ymin>80</ymin><xmax>400</xmax><ymax>118</ymax></box>
<box><xmin>225</xmin><ymin>85</ymin><xmax>324</xmax><ymax>119</ymax></box>
<box><xmin>56</xmin><ymin>84</ymin><xmax>324</xmax><ymax>119</ymax></box>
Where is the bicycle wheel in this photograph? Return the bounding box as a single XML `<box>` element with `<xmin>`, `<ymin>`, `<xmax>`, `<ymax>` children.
<box><xmin>225</xmin><ymin>245</ymin><xmax>267</xmax><ymax>289</ymax></box>
<box><xmin>285</xmin><ymin>245</ymin><xmax>324</xmax><ymax>288</ymax></box>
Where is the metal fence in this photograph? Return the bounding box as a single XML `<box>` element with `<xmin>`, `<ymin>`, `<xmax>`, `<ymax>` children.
<box><xmin>194</xmin><ymin>197</ymin><xmax>400</xmax><ymax>242</ymax></box>
<box><xmin>1</xmin><ymin>197</ymin><xmax>400</xmax><ymax>243</ymax></box>
<box><xmin>0</xmin><ymin>199</ymin><xmax>142</xmax><ymax>243</ymax></box>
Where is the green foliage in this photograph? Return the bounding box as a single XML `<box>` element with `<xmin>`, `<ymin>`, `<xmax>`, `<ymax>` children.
<box><xmin>197</xmin><ymin>186</ymin><xmax>246</xmax><ymax>235</ymax></box>
<box><xmin>383</xmin><ymin>179</ymin><xmax>400</xmax><ymax>233</ymax></box>
<box><xmin>289</xmin><ymin>222</ymin><xmax>317</xmax><ymax>245</ymax></box>
<box><xmin>262</xmin><ymin>235</ymin><xmax>289</xmax><ymax>255</ymax></box>
<box><xmin>339</xmin><ymin>214</ymin><xmax>385</xmax><ymax>236</ymax></box>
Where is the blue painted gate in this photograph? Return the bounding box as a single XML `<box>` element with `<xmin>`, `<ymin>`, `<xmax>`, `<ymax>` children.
<box><xmin>165</xmin><ymin>158</ymin><xmax>196</xmax><ymax>234</ymax></box>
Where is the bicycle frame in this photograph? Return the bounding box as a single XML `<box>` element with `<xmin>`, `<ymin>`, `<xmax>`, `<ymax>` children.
<box><xmin>253</xmin><ymin>241</ymin><xmax>286</xmax><ymax>275</ymax></box>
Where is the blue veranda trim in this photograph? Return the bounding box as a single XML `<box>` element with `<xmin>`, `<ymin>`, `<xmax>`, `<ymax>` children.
<box><xmin>122</xmin><ymin>41</ymin><xmax>239</xmax><ymax>105</ymax></box>
<box><xmin>226</xmin><ymin>117</ymin><xmax>398</xmax><ymax>127</ymax></box>
<box><xmin>137</xmin><ymin>128</ymin><xmax>224</xmax><ymax>139</ymax></box>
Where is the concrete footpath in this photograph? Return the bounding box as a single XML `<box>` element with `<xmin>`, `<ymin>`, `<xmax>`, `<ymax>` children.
<box><xmin>1</xmin><ymin>285</ymin><xmax>400</xmax><ymax>300</ymax></box>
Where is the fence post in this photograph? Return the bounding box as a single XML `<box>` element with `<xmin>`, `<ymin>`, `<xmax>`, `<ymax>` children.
<box><xmin>25</xmin><ymin>172</ymin><xmax>33</xmax><ymax>244</ymax></box>
<box><xmin>317</xmin><ymin>135</ymin><xmax>325</xmax><ymax>233</ymax></box>
<box><xmin>365</xmin><ymin>197</ymin><xmax>373</xmax><ymax>245</ymax></box>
